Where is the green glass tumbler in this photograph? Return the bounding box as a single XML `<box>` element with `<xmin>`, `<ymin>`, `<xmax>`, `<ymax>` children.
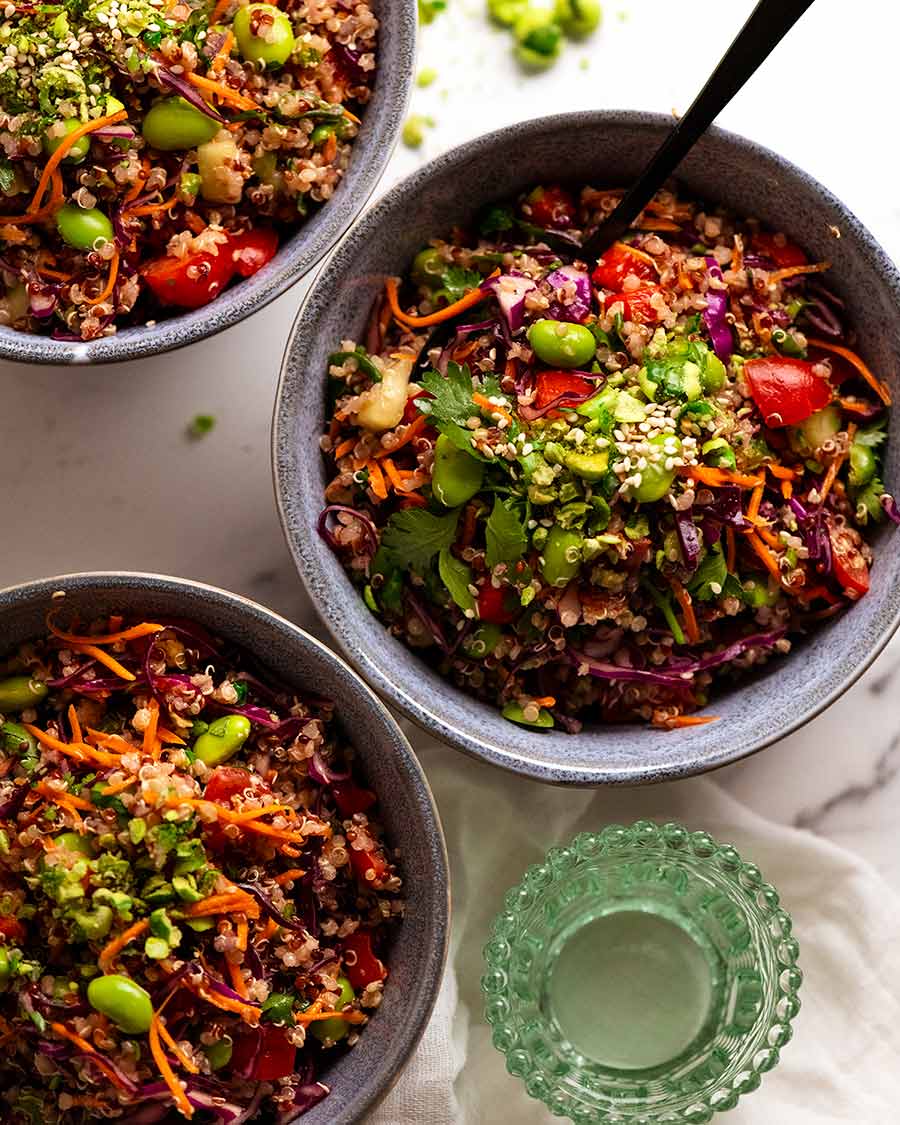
<box><xmin>482</xmin><ymin>820</ymin><xmax>802</xmax><ymax>1123</ymax></box>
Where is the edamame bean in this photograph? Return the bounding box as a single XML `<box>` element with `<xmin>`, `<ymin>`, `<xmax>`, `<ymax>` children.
<box><xmin>514</xmin><ymin>12</ymin><xmax>563</xmax><ymax>69</ymax></box>
<box><xmin>0</xmin><ymin>947</ymin><xmax>10</xmax><ymax>984</ymax></box>
<box><xmin>192</xmin><ymin>714</ymin><xmax>252</xmax><ymax>766</ymax></box>
<box><xmin>633</xmin><ymin>434</ymin><xmax>681</xmax><ymax>503</ymax></box>
<box><xmin>233</xmin><ymin>3</ymin><xmax>295</xmax><ymax>66</ymax></box>
<box><xmin>54</xmin><ymin>832</ymin><xmax>95</xmax><ymax>857</ymax></box>
<box><xmin>311</xmin><ymin>976</ymin><xmax>355</xmax><ymax>1042</ymax></box>
<box><xmin>0</xmin><ymin>676</ymin><xmax>48</xmax><ymax>713</ymax></box>
<box><xmin>87</xmin><ymin>973</ymin><xmax>153</xmax><ymax>1035</ymax></box>
<box><xmin>410</xmin><ymin>248</ymin><xmax>446</xmax><ymax>289</ymax></box>
<box><xmin>487</xmin><ymin>0</ymin><xmax>529</xmax><ymax>26</ymax></box>
<box><xmin>541</xmin><ymin>525</ymin><xmax>583</xmax><ymax>586</ymax></box>
<box><xmin>55</xmin><ymin>204</ymin><xmax>113</xmax><ymax>251</ymax></box>
<box><xmin>849</xmin><ymin>441</ymin><xmax>877</xmax><ymax>487</ymax></box>
<box><xmin>0</xmin><ymin>720</ymin><xmax>37</xmax><ymax>755</ymax></box>
<box><xmin>432</xmin><ymin>433</ymin><xmax>484</xmax><ymax>507</ymax></box>
<box><xmin>461</xmin><ymin>622</ymin><xmax>503</xmax><ymax>659</ymax></box>
<box><xmin>204</xmin><ymin>1037</ymin><xmax>233</xmax><ymax>1070</ymax></box>
<box><xmin>702</xmin><ymin>352</ymin><xmax>726</xmax><ymax>391</ymax></box>
<box><xmin>564</xmin><ymin>448</ymin><xmax>609</xmax><ymax>481</ymax></box>
<box><xmin>141</xmin><ymin>97</ymin><xmax>219</xmax><ymax>151</ymax></box>
<box><xmin>555</xmin><ymin>0</ymin><xmax>602</xmax><ymax>37</ymax></box>
<box><xmin>501</xmin><ymin>702</ymin><xmax>554</xmax><ymax>728</ymax></box>
<box><xmin>43</xmin><ymin>119</ymin><xmax>90</xmax><ymax>163</ymax></box>
<box><xmin>528</xmin><ymin>319</ymin><xmax>596</xmax><ymax>368</ymax></box>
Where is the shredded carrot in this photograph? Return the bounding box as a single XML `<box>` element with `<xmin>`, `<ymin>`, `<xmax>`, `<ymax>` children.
<box><xmin>227</xmin><ymin>957</ymin><xmax>250</xmax><ymax>998</ymax></box>
<box><xmin>99</xmin><ymin>919</ymin><xmax>151</xmax><ymax>973</ymax></box>
<box><xmin>274</xmin><ymin>868</ymin><xmax>306</xmax><ymax>886</ymax></box>
<box><xmin>731</xmin><ymin>233</ymin><xmax>744</xmax><ymax>273</ymax></box>
<box><xmin>87</xmin><ymin>248</ymin><xmax>120</xmax><ymax>306</ymax></box>
<box><xmin>100</xmin><ymin>776</ymin><xmax>138</xmax><ymax>797</ymax></box>
<box><xmin>35</xmin><ymin>780</ymin><xmax>95</xmax><ymax>812</ymax></box>
<box><xmin>366</xmin><ymin>459</ymin><xmax>388</xmax><ymax>500</ymax></box>
<box><xmin>180</xmin><ymin>891</ymin><xmax>260</xmax><ymax>918</ymax></box>
<box><xmin>158</xmin><ymin>727</ymin><xmax>186</xmax><ymax>746</ymax></box>
<box><xmin>123</xmin><ymin>163</ymin><xmax>150</xmax><ymax>206</ymax></box>
<box><xmin>472</xmin><ymin>391</ymin><xmax>514</xmax><ymax>426</ymax></box>
<box><xmin>23</xmin><ymin>725</ymin><xmax>121</xmax><ymax>768</ymax></box>
<box><xmin>746</xmin><ymin>481</ymin><xmax>765</xmax><ymax>522</ymax></box>
<box><xmin>67</xmin><ymin>703</ymin><xmax>82</xmax><ymax>744</ymax></box>
<box><xmin>746</xmin><ymin>531</ymin><xmax>782</xmax><ymax>584</ymax></box>
<box><xmin>767</xmin><ymin>260</ymin><xmax>831</xmax><ymax>284</ymax></box>
<box><xmin>532</xmin><ymin>696</ymin><xmax>556</xmax><ymax>708</ymax></box>
<box><xmin>781</xmin><ymin>479</ymin><xmax>793</xmax><ymax>499</ymax></box>
<box><xmin>725</xmin><ymin>526</ymin><xmax>736</xmax><ymax>574</ymax></box>
<box><xmin>398</xmin><ymin>491</ymin><xmax>427</xmax><ymax>508</ymax></box>
<box><xmin>149</xmin><ymin>1012</ymin><xmax>194</xmax><ymax>1118</ymax></box>
<box><xmin>384</xmin><ymin>269</ymin><xmax>498</xmax><ymax>328</ymax></box>
<box><xmin>155</xmin><ymin>1018</ymin><xmax>200</xmax><ymax>1075</ymax></box>
<box><xmin>656</xmin><ymin>714</ymin><xmax>720</xmax><ymax>730</ymax></box>
<box><xmin>29</xmin><ymin>110</ymin><xmax>127</xmax><ymax>213</ymax></box>
<box><xmin>210</xmin><ymin>0</ymin><xmax>232</xmax><ymax>22</ymax></box>
<box><xmin>322</xmin><ymin>131</ymin><xmax>338</xmax><ymax>163</ymax></box>
<box><xmin>86</xmin><ymin>729</ymin><xmax>133</xmax><ymax>753</ymax></box>
<box><xmin>143</xmin><ymin>698</ymin><xmax>161</xmax><ymax>759</ymax></box>
<box><xmin>228</xmin><ymin>803</ymin><xmax>295</xmax><ymax>823</ymax></box>
<box><xmin>680</xmin><ymin>465</ymin><xmax>764</xmax><ymax>489</ymax></box>
<box><xmin>37</xmin><ymin>264</ymin><xmax>73</xmax><ymax>282</ymax></box>
<box><xmin>670</xmin><ymin>578</ymin><xmax>700</xmax><ymax>644</ymax></box>
<box><xmin>382</xmin><ymin>457</ymin><xmax>406</xmax><ymax>492</ymax></box>
<box><xmin>71</xmin><ymin>643</ymin><xmax>136</xmax><ymax>681</ymax></box>
<box><xmin>766</xmin><ymin>463</ymin><xmax>796</xmax><ymax>481</ymax></box>
<box><xmin>806</xmin><ymin>338</ymin><xmax>891</xmax><ymax>406</ymax></box>
<box><xmin>635</xmin><ymin>216</ymin><xmax>680</xmax><ymax>232</ymax></box>
<box><xmin>235</xmin><ymin>917</ymin><xmax>249</xmax><ymax>951</ymax></box>
<box><xmin>50</xmin><ymin>1023</ymin><xmax>134</xmax><ymax>1093</ymax></box>
<box><xmin>187</xmin><ymin>71</ymin><xmax>257</xmax><ymax>111</ymax></box>
<box><xmin>212</xmin><ymin>28</ymin><xmax>234</xmax><ymax>72</ymax></box>
<box><xmin>48</xmin><ymin>618</ymin><xmax>163</xmax><ymax>646</ymax></box>
<box><xmin>0</xmin><ymin>168</ymin><xmax>64</xmax><ymax>224</ymax></box>
<box><xmin>261</xmin><ymin>917</ymin><xmax>279</xmax><ymax>941</ymax></box>
<box><xmin>333</xmin><ymin>438</ymin><xmax>356</xmax><ymax>460</ymax></box>
<box><xmin>373</xmin><ymin>414</ymin><xmax>428</xmax><ymax>458</ymax></box>
<box><xmin>193</xmin><ymin>984</ymin><xmax>261</xmax><ymax>1022</ymax></box>
<box><xmin>819</xmin><ymin>422</ymin><xmax>857</xmax><ymax>501</ymax></box>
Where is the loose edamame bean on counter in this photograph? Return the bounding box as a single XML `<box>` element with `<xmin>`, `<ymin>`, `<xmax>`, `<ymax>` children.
<box><xmin>528</xmin><ymin>319</ymin><xmax>597</xmax><ymax>368</ymax></box>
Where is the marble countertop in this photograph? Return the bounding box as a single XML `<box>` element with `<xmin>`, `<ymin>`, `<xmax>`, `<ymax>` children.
<box><xmin>1</xmin><ymin>0</ymin><xmax>898</xmax><ymax>898</ymax></box>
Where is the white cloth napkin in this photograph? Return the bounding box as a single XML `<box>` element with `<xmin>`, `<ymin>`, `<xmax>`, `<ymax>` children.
<box><xmin>370</xmin><ymin>738</ymin><xmax>900</xmax><ymax>1125</ymax></box>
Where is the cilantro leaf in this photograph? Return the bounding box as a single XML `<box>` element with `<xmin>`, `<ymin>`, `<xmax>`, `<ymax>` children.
<box><xmin>478</xmin><ymin>204</ymin><xmax>515</xmax><ymax>238</ymax></box>
<box><xmin>380</xmin><ymin>507</ymin><xmax>460</xmax><ymax>573</ymax></box>
<box><xmin>0</xmin><ymin>157</ymin><xmax>15</xmax><ymax>195</ymax></box>
<box><xmin>417</xmin><ymin>363</ymin><xmax>507</xmax><ymax>460</ymax></box>
<box><xmin>438</xmin><ymin>548</ymin><xmax>475</xmax><ymax>611</ymax></box>
<box><xmin>855</xmin><ymin>420</ymin><xmax>887</xmax><ymax>448</ymax></box>
<box><xmin>853</xmin><ymin>476</ymin><xmax>886</xmax><ymax>525</ymax></box>
<box><xmin>485</xmin><ymin>496</ymin><xmax>527</xmax><ymax>569</ymax></box>
<box><xmin>434</xmin><ymin>266</ymin><xmax>481</xmax><ymax>305</ymax></box>
<box><xmin>687</xmin><ymin>545</ymin><xmax>728</xmax><ymax>602</ymax></box>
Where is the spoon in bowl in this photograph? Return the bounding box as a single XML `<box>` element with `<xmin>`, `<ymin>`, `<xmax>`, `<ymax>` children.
<box><xmin>577</xmin><ymin>0</ymin><xmax>817</xmax><ymax>260</ymax></box>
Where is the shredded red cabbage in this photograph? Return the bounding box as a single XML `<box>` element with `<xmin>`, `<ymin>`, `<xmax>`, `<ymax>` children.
<box><xmin>481</xmin><ymin>273</ymin><xmax>536</xmax><ymax>334</ymax></box>
<box><xmin>236</xmin><ymin>882</ymin><xmax>311</xmax><ymax>934</ymax></box>
<box><xmin>155</xmin><ymin>65</ymin><xmax>228</xmax><ymax>123</ymax></box>
<box><xmin>545</xmin><ymin>265</ymin><xmax>592</xmax><ymax>323</ymax></box>
<box><xmin>694</xmin><ymin>484</ymin><xmax>747</xmax><ymax>528</ymax></box>
<box><xmin>702</xmin><ymin>257</ymin><xmax>733</xmax><ymax>362</ymax></box>
<box><xmin>317</xmin><ymin>504</ymin><xmax>379</xmax><ymax>557</ymax></box>
<box><xmin>674</xmin><ymin>509</ymin><xmax>701</xmax><ymax>571</ymax></box>
<box><xmin>881</xmin><ymin>494</ymin><xmax>900</xmax><ymax>525</ymax></box>
<box><xmin>307</xmin><ymin>749</ymin><xmax>350</xmax><ymax>785</ymax></box>
<box><xmin>567</xmin><ymin>649</ymin><xmax>689</xmax><ymax>687</ymax></box>
<box><xmin>404</xmin><ymin>588</ymin><xmax>450</xmax><ymax>653</ymax></box>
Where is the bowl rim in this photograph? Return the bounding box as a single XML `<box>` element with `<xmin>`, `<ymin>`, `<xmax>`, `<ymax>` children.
<box><xmin>0</xmin><ymin>0</ymin><xmax>416</xmax><ymax>367</ymax></box>
<box><xmin>0</xmin><ymin>569</ymin><xmax>451</xmax><ymax>1123</ymax></box>
<box><xmin>273</xmin><ymin>109</ymin><xmax>900</xmax><ymax>787</ymax></box>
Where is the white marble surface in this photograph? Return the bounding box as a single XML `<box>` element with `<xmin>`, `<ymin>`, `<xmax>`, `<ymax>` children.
<box><xmin>2</xmin><ymin>0</ymin><xmax>899</xmax><ymax>906</ymax></box>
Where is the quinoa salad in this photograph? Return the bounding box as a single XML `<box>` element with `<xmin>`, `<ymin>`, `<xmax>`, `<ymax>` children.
<box><xmin>0</xmin><ymin>611</ymin><xmax>401</xmax><ymax>1122</ymax></box>
<box><xmin>0</xmin><ymin>0</ymin><xmax>377</xmax><ymax>341</ymax></box>
<box><xmin>318</xmin><ymin>183</ymin><xmax>896</xmax><ymax>733</ymax></box>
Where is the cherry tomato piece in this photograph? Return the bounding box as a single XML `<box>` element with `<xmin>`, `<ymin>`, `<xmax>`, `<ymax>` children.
<box><xmin>603</xmin><ymin>284</ymin><xmax>663</xmax><ymax>324</ymax></box>
<box><xmin>0</xmin><ymin>916</ymin><xmax>25</xmax><ymax>942</ymax></box>
<box><xmin>342</xmin><ymin>930</ymin><xmax>388</xmax><ymax>991</ymax></box>
<box><xmin>331</xmin><ymin>780</ymin><xmax>377</xmax><ymax>817</ymax></box>
<box><xmin>349</xmin><ymin>843</ymin><xmax>390</xmax><ymax>887</ymax></box>
<box><xmin>142</xmin><ymin>245</ymin><xmax>236</xmax><ymax>309</ymax></box>
<box><xmin>232</xmin><ymin>1026</ymin><xmax>296</xmax><ymax>1081</ymax></box>
<box><xmin>753</xmin><ymin>232</ymin><xmax>807</xmax><ymax>270</ymax></box>
<box><xmin>533</xmin><ymin>369</ymin><xmax>596</xmax><ymax>410</ymax></box>
<box><xmin>828</xmin><ymin>520</ymin><xmax>870</xmax><ymax>596</ymax></box>
<box><xmin>744</xmin><ymin>357</ymin><xmax>832</xmax><ymax>427</ymax></box>
<box><xmin>591</xmin><ymin>242</ymin><xmax>657</xmax><ymax>290</ymax></box>
<box><xmin>230</xmin><ymin>227</ymin><xmax>279</xmax><ymax>278</ymax></box>
<box><xmin>476</xmin><ymin>583</ymin><xmax>518</xmax><ymax>624</ymax></box>
<box><xmin>525</xmin><ymin>185</ymin><xmax>576</xmax><ymax>230</ymax></box>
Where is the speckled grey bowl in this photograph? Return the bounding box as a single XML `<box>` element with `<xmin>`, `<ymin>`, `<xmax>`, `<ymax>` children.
<box><xmin>274</xmin><ymin>110</ymin><xmax>900</xmax><ymax>787</ymax></box>
<box><xmin>0</xmin><ymin>1</ymin><xmax>415</xmax><ymax>366</ymax></box>
<box><xmin>0</xmin><ymin>571</ymin><xmax>449</xmax><ymax>1123</ymax></box>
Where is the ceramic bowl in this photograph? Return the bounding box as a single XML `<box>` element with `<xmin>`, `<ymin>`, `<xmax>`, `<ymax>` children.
<box><xmin>0</xmin><ymin>571</ymin><xmax>449</xmax><ymax>1124</ymax></box>
<box><xmin>0</xmin><ymin>0</ymin><xmax>416</xmax><ymax>366</ymax></box>
<box><xmin>273</xmin><ymin>110</ymin><xmax>900</xmax><ymax>786</ymax></box>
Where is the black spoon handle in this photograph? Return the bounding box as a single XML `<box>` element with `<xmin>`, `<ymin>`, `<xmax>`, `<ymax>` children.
<box><xmin>581</xmin><ymin>0</ymin><xmax>817</xmax><ymax>259</ymax></box>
